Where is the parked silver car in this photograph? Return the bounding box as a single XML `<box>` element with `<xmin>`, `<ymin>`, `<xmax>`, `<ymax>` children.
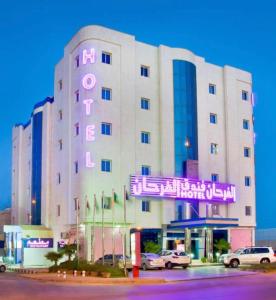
<box><xmin>96</xmin><ymin>254</ymin><xmax>133</xmax><ymax>270</ymax></box>
<box><xmin>141</xmin><ymin>253</ymin><xmax>165</xmax><ymax>270</ymax></box>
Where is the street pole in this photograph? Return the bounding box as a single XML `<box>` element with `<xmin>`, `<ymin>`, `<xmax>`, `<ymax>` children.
<box><xmin>112</xmin><ymin>189</ymin><xmax>115</xmax><ymax>267</ymax></box>
<box><xmin>123</xmin><ymin>185</ymin><xmax>127</xmax><ymax>276</ymax></box>
<box><xmin>76</xmin><ymin>197</ymin><xmax>80</xmax><ymax>266</ymax></box>
<box><xmin>91</xmin><ymin>194</ymin><xmax>96</xmax><ymax>263</ymax></box>
<box><xmin>101</xmin><ymin>191</ymin><xmax>105</xmax><ymax>265</ymax></box>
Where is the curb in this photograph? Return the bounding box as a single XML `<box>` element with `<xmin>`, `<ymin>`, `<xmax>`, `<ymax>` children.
<box><xmin>20</xmin><ymin>274</ymin><xmax>166</xmax><ymax>285</ymax></box>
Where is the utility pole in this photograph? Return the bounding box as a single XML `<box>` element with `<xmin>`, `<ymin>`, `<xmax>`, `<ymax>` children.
<box><xmin>91</xmin><ymin>194</ymin><xmax>97</xmax><ymax>263</ymax></box>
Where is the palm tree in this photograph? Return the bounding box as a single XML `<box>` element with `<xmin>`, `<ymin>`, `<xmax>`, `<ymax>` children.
<box><xmin>62</xmin><ymin>244</ymin><xmax>77</xmax><ymax>261</ymax></box>
<box><xmin>45</xmin><ymin>251</ymin><xmax>63</xmax><ymax>266</ymax></box>
<box><xmin>214</xmin><ymin>239</ymin><xmax>231</xmax><ymax>255</ymax></box>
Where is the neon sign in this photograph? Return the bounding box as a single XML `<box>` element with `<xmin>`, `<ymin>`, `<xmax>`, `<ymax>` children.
<box><xmin>130</xmin><ymin>175</ymin><xmax>236</xmax><ymax>203</ymax></box>
<box><xmin>24</xmin><ymin>238</ymin><xmax>54</xmax><ymax>248</ymax></box>
<box><xmin>80</xmin><ymin>48</ymin><xmax>96</xmax><ymax>168</ymax></box>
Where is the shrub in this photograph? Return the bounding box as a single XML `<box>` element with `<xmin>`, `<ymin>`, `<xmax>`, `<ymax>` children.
<box><xmin>201</xmin><ymin>257</ymin><xmax>207</xmax><ymax>263</ymax></box>
<box><xmin>49</xmin><ymin>259</ymin><xmax>125</xmax><ymax>277</ymax></box>
<box><xmin>61</xmin><ymin>244</ymin><xmax>77</xmax><ymax>261</ymax></box>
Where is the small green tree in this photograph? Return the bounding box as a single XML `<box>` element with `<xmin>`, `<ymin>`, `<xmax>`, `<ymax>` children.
<box><xmin>144</xmin><ymin>241</ymin><xmax>161</xmax><ymax>254</ymax></box>
<box><xmin>214</xmin><ymin>239</ymin><xmax>231</xmax><ymax>255</ymax></box>
<box><xmin>62</xmin><ymin>244</ymin><xmax>77</xmax><ymax>261</ymax></box>
<box><xmin>45</xmin><ymin>251</ymin><xmax>63</xmax><ymax>266</ymax></box>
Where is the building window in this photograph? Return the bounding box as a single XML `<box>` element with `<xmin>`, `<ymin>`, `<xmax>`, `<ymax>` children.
<box><xmin>142</xmin><ymin>165</ymin><xmax>151</xmax><ymax>176</ymax></box>
<box><xmin>74</xmin><ymin>161</ymin><xmax>79</xmax><ymax>174</ymax></box>
<box><xmin>141</xmin><ymin>131</ymin><xmax>150</xmax><ymax>144</ymax></box>
<box><xmin>210</xmin><ymin>143</ymin><xmax>218</xmax><ymax>154</ymax></box>
<box><xmin>142</xmin><ymin>200</ymin><xmax>150</xmax><ymax>212</ymax></box>
<box><xmin>75</xmin><ymin>123</ymin><xmax>79</xmax><ymax>136</ymax></box>
<box><xmin>141</xmin><ymin>65</ymin><xmax>149</xmax><ymax>77</ymax></box>
<box><xmin>141</xmin><ymin>98</ymin><xmax>150</xmax><ymax>110</ymax></box>
<box><xmin>102</xmin><ymin>52</ymin><xmax>112</xmax><ymax>64</ymax></box>
<box><xmin>58</xmin><ymin>139</ymin><xmax>63</xmax><ymax>151</ymax></box>
<box><xmin>211</xmin><ymin>174</ymin><xmax>219</xmax><ymax>182</ymax></box>
<box><xmin>212</xmin><ymin>204</ymin><xmax>220</xmax><ymax>215</ymax></box>
<box><xmin>101</xmin><ymin>122</ymin><xmax>112</xmax><ymax>135</ymax></box>
<box><xmin>75</xmin><ymin>90</ymin><xmax>79</xmax><ymax>103</ymax></box>
<box><xmin>242</xmin><ymin>90</ymin><xmax>248</xmax><ymax>101</ymax></box>
<box><xmin>245</xmin><ymin>176</ymin><xmax>251</xmax><ymax>187</ymax></box>
<box><xmin>102</xmin><ymin>87</ymin><xmax>112</xmax><ymax>101</ymax></box>
<box><xmin>57</xmin><ymin>173</ymin><xmax>61</xmax><ymax>184</ymax></box>
<box><xmin>58</xmin><ymin>80</ymin><xmax>63</xmax><ymax>91</ymax></box>
<box><xmin>103</xmin><ymin>196</ymin><xmax>111</xmax><ymax>209</ymax></box>
<box><xmin>101</xmin><ymin>159</ymin><xmax>111</xmax><ymax>172</ymax></box>
<box><xmin>243</xmin><ymin>119</ymin><xmax>250</xmax><ymax>130</ymax></box>
<box><xmin>74</xmin><ymin>198</ymin><xmax>79</xmax><ymax>211</ymax></box>
<box><xmin>245</xmin><ymin>206</ymin><xmax>252</xmax><ymax>216</ymax></box>
<box><xmin>57</xmin><ymin>205</ymin><xmax>61</xmax><ymax>217</ymax></box>
<box><xmin>75</xmin><ymin>55</ymin><xmax>80</xmax><ymax>68</ymax></box>
<box><xmin>244</xmin><ymin>147</ymin><xmax>251</xmax><ymax>158</ymax></box>
<box><xmin>58</xmin><ymin>110</ymin><xmax>63</xmax><ymax>120</ymax></box>
<box><xmin>210</xmin><ymin>113</ymin><xmax>217</xmax><ymax>124</ymax></box>
<box><xmin>209</xmin><ymin>84</ymin><xmax>216</xmax><ymax>95</ymax></box>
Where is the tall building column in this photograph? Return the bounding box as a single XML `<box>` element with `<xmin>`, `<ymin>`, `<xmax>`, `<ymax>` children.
<box><xmin>184</xmin><ymin>228</ymin><xmax>191</xmax><ymax>254</ymax></box>
<box><xmin>206</xmin><ymin>228</ymin><xmax>213</xmax><ymax>261</ymax></box>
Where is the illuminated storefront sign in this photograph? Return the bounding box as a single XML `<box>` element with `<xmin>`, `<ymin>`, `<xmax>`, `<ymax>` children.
<box><xmin>23</xmin><ymin>238</ymin><xmax>54</xmax><ymax>248</ymax></box>
<box><xmin>130</xmin><ymin>175</ymin><xmax>236</xmax><ymax>203</ymax></box>
<box><xmin>80</xmin><ymin>48</ymin><xmax>96</xmax><ymax>168</ymax></box>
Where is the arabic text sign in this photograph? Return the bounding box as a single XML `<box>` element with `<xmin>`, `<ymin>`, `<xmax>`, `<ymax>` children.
<box><xmin>130</xmin><ymin>176</ymin><xmax>236</xmax><ymax>203</ymax></box>
<box><xmin>24</xmin><ymin>238</ymin><xmax>54</xmax><ymax>248</ymax></box>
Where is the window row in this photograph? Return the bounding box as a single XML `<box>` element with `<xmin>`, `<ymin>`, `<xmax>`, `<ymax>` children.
<box><xmin>209</xmin><ymin>113</ymin><xmax>251</xmax><ymax>130</ymax></box>
<box><xmin>210</xmin><ymin>143</ymin><xmax>251</xmax><ymax>158</ymax></box>
<box><xmin>209</xmin><ymin>83</ymin><xmax>250</xmax><ymax>101</ymax></box>
<box><xmin>57</xmin><ymin>200</ymin><xmax>251</xmax><ymax>216</ymax></box>
<box><xmin>211</xmin><ymin>173</ymin><xmax>252</xmax><ymax>187</ymax></box>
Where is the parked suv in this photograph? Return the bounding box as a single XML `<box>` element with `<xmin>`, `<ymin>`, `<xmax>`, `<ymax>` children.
<box><xmin>160</xmin><ymin>250</ymin><xmax>191</xmax><ymax>269</ymax></box>
<box><xmin>223</xmin><ymin>247</ymin><xmax>276</xmax><ymax>268</ymax></box>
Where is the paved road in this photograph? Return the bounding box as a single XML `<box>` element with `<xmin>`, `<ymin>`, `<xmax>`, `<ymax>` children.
<box><xmin>138</xmin><ymin>265</ymin><xmax>255</xmax><ymax>281</ymax></box>
<box><xmin>1</xmin><ymin>271</ymin><xmax>276</xmax><ymax>300</ymax></box>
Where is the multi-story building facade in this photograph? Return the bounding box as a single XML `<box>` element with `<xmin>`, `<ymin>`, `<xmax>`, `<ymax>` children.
<box><xmin>10</xmin><ymin>25</ymin><xmax>256</xmax><ymax>264</ymax></box>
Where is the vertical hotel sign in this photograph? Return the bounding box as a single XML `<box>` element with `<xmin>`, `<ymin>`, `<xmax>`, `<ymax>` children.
<box><xmin>81</xmin><ymin>48</ymin><xmax>96</xmax><ymax>168</ymax></box>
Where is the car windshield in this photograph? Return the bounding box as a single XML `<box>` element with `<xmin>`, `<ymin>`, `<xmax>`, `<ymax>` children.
<box><xmin>233</xmin><ymin>248</ymin><xmax>244</xmax><ymax>254</ymax></box>
<box><xmin>174</xmin><ymin>252</ymin><xmax>186</xmax><ymax>256</ymax></box>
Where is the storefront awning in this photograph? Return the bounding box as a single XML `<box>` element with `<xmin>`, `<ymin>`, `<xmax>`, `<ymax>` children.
<box><xmin>168</xmin><ymin>217</ymin><xmax>239</xmax><ymax>229</ymax></box>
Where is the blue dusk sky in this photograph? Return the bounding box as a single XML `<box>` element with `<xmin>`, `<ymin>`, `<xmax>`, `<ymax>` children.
<box><xmin>0</xmin><ymin>0</ymin><xmax>275</xmax><ymax>228</ymax></box>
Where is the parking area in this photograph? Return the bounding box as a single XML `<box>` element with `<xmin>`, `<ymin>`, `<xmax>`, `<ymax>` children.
<box><xmin>134</xmin><ymin>266</ymin><xmax>256</xmax><ymax>281</ymax></box>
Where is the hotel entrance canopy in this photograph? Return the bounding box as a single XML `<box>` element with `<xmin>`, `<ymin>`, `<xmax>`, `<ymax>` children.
<box><xmin>168</xmin><ymin>217</ymin><xmax>239</xmax><ymax>230</ymax></box>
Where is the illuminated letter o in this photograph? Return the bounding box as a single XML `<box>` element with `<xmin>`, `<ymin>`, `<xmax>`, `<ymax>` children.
<box><xmin>82</xmin><ymin>73</ymin><xmax>96</xmax><ymax>90</ymax></box>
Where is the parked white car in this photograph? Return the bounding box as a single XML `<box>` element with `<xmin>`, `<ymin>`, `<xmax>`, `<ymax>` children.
<box><xmin>223</xmin><ymin>247</ymin><xmax>276</xmax><ymax>268</ymax></box>
<box><xmin>141</xmin><ymin>253</ymin><xmax>165</xmax><ymax>270</ymax></box>
<box><xmin>0</xmin><ymin>257</ymin><xmax>6</xmax><ymax>272</ymax></box>
<box><xmin>160</xmin><ymin>250</ymin><xmax>191</xmax><ymax>269</ymax></box>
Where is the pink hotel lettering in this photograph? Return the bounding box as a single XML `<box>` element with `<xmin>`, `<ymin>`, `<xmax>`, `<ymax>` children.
<box><xmin>81</xmin><ymin>48</ymin><xmax>96</xmax><ymax>168</ymax></box>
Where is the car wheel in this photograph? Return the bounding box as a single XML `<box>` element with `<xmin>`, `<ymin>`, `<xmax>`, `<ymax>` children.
<box><xmin>182</xmin><ymin>265</ymin><xmax>188</xmax><ymax>269</ymax></box>
<box><xmin>166</xmin><ymin>262</ymin><xmax>173</xmax><ymax>269</ymax></box>
<box><xmin>260</xmin><ymin>258</ymin><xmax>270</xmax><ymax>264</ymax></box>
<box><xmin>142</xmin><ymin>264</ymin><xmax>147</xmax><ymax>271</ymax></box>
<box><xmin>230</xmin><ymin>259</ymin><xmax>239</xmax><ymax>268</ymax></box>
<box><xmin>0</xmin><ymin>265</ymin><xmax>6</xmax><ymax>272</ymax></box>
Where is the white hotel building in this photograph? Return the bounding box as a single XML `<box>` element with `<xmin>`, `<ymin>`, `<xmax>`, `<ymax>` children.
<box><xmin>8</xmin><ymin>25</ymin><xmax>256</xmax><ymax>265</ymax></box>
